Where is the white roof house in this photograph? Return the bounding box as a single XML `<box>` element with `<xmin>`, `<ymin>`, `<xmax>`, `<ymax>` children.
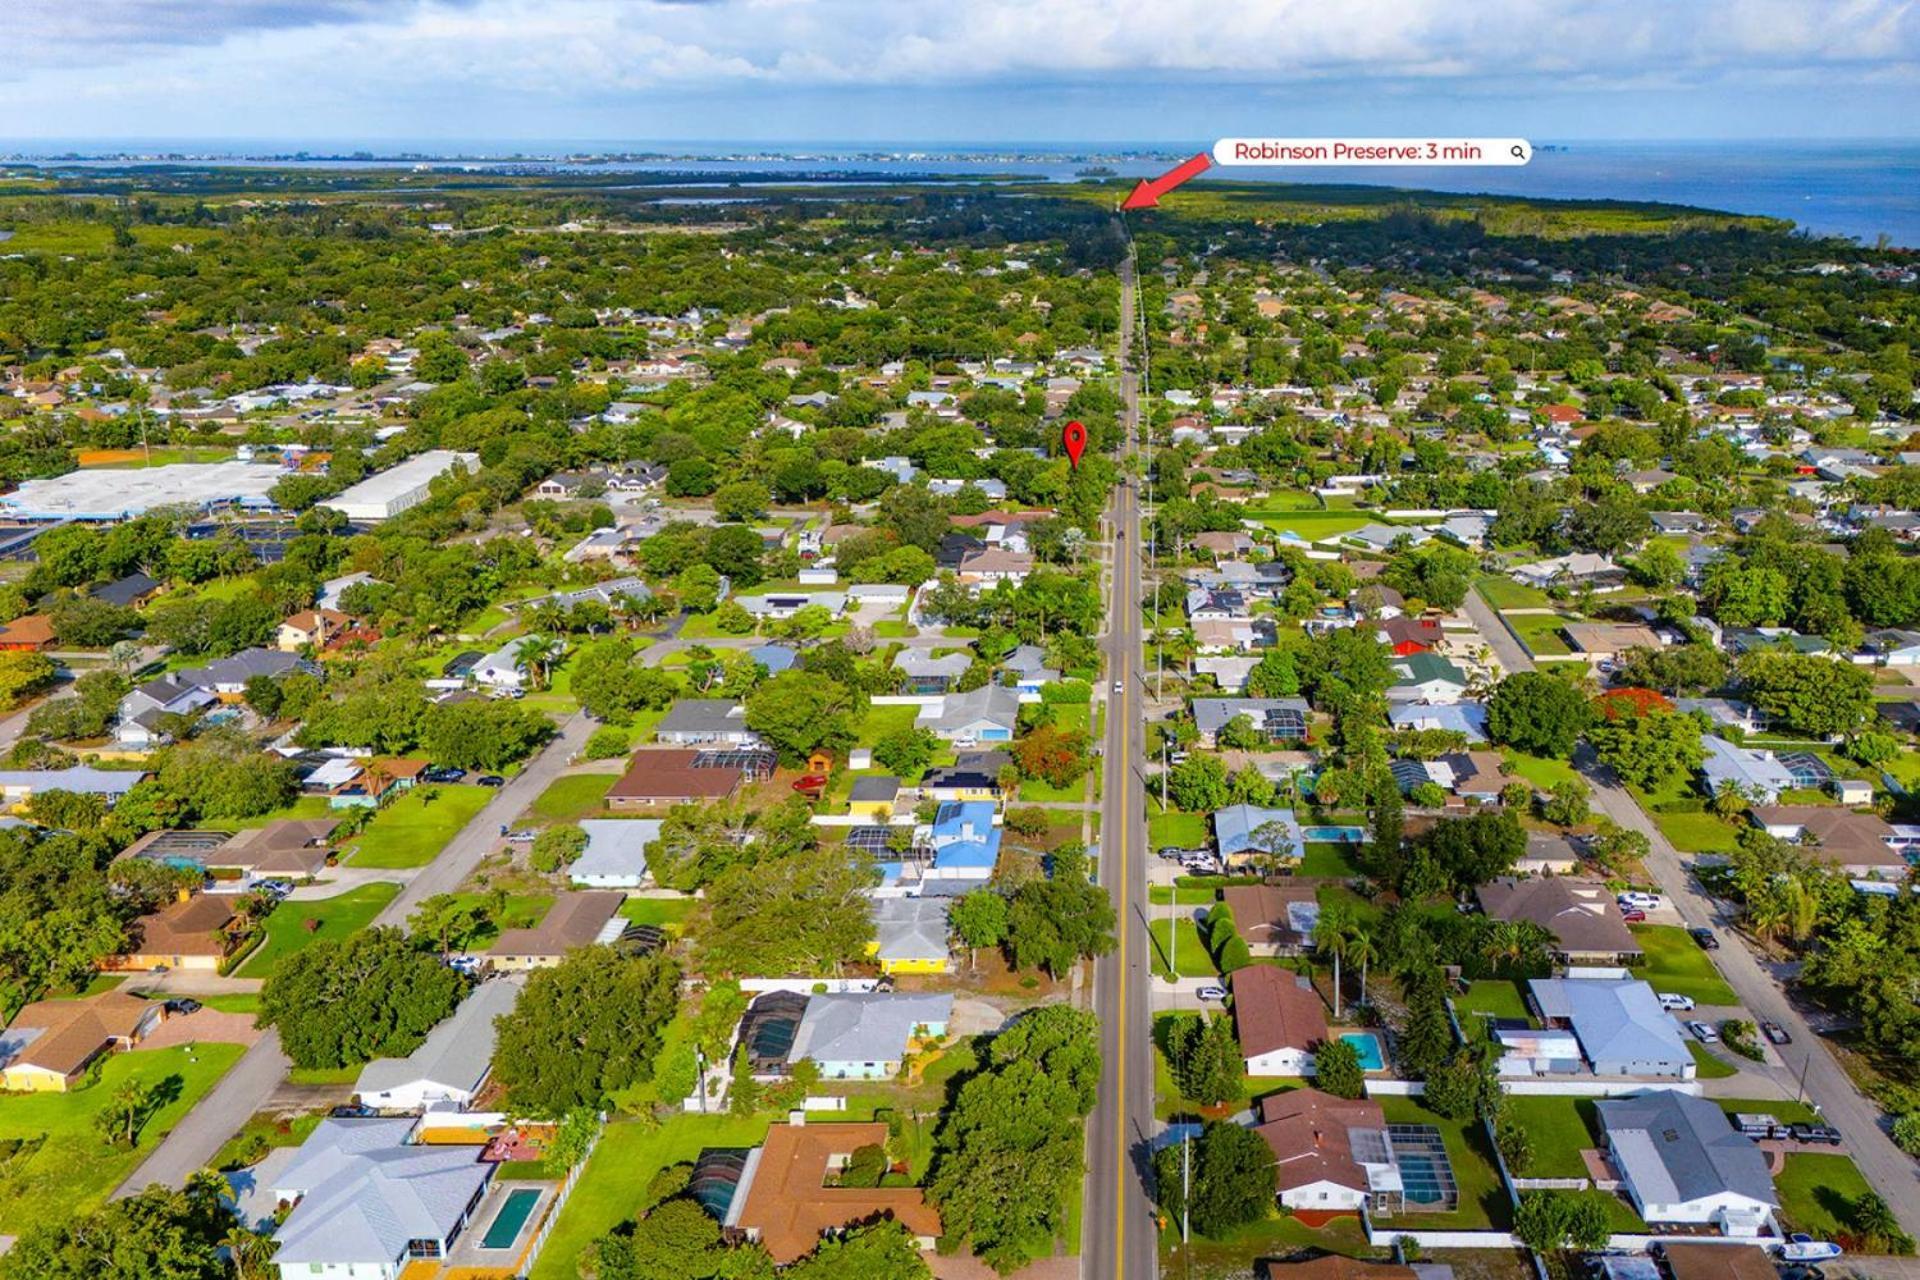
<box><xmin>471</xmin><ymin>643</ymin><xmax>528</xmax><ymax>691</ymax></box>
<box><xmin>1698</xmin><ymin>736</ymin><xmax>1797</xmax><ymax>806</ymax></box>
<box><xmin>353</xmin><ymin>976</ymin><xmax>524</xmax><ymax>1111</ymax></box>
<box><xmin>569</xmin><ymin>819</ymin><xmax>661</xmax><ymax>889</ymax></box>
<box><xmin>1597</xmin><ymin>1090</ymin><xmax>1778</xmax><ymax>1235</ymax></box>
<box><xmin>1529</xmin><ymin>977</ymin><xmax>1694</xmax><ymax>1078</ymax></box>
<box><xmin>270</xmin><ymin>1117</ymin><xmax>493</xmax><ymax>1277</ymax></box>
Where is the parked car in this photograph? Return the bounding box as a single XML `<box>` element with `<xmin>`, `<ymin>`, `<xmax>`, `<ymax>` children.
<box><xmin>422</xmin><ymin>766</ymin><xmax>467</xmax><ymax>783</ymax></box>
<box><xmin>168</xmin><ymin>998</ymin><xmax>202</xmax><ymax>1015</ymax></box>
<box><xmin>257</xmin><ymin>878</ymin><xmax>295</xmax><ymax>898</ymax></box>
<box><xmin>1618</xmin><ymin>890</ymin><xmax>1660</xmax><ymax>909</ymax></box>
<box><xmin>1621</xmin><ymin>908</ymin><xmax>1648</xmax><ymax>923</ymax></box>
<box><xmin>1761</xmin><ymin>1020</ymin><xmax>1791</xmax><ymax>1045</ymax></box>
<box><xmin>504</xmin><ymin>829</ymin><xmax>538</xmax><ymax>843</ymax></box>
<box><xmin>1689</xmin><ymin>926</ymin><xmax>1720</xmax><ymax>950</ymax></box>
<box><xmin>330</xmin><ymin>1104</ymin><xmax>376</xmax><ymax>1119</ymax></box>
<box><xmin>1195</xmin><ymin>985</ymin><xmax>1228</xmax><ymax>1002</ymax></box>
<box><xmin>476</xmin><ymin>775</ymin><xmax>506</xmax><ymax>787</ymax></box>
<box><xmin>1687</xmin><ymin>1020</ymin><xmax>1718</xmax><ymax>1043</ymax></box>
<box><xmin>1157</xmin><ymin>846</ymin><xmax>1194</xmax><ymax>861</ymax></box>
<box><xmin>1788</xmin><ymin>1123</ymin><xmax>1843</xmax><ymax>1146</ymax></box>
<box><xmin>1657</xmin><ymin>992</ymin><xmax>1695</xmax><ymax>1012</ymax></box>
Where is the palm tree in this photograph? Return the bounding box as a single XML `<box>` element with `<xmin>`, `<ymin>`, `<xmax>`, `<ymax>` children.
<box><xmin>1313</xmin><ymin>904</ymin><xmax>1356</xmax><ymax>1018</ymax></box>
<box><xmin>1346</xmin><ymin>927</ymin><xmax>1378</xmax><ymax>1009</ymax></box>
<box><xmin>513</xmin><ymin>634</ymin><xmax>563</xmax><ymax>691</ymax></box>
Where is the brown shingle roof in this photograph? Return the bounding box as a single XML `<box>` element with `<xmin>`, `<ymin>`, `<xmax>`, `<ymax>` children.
<box><xmin>1750</xmin><ymin>806</ymin><xmax>1906</xmax><ymax>872</ymax></box>
<box><xmin>2</xmin><ymin>991</ymin><xmax>154</xmax><ymax>1078</ymax></box>
<box><xmin>127</xmin><ymin>894</ymin><xmax>236</xmax><ymax>958</ymax></box>
<box><xmin>1662</xmin><ymin>1244</ymin><xmax>1780</xmax><ymax>1280</ymax></box>
<box><xmin>1253</xmin><ymin>1087</ymin><xmax>1385</xmax><ymax>1193</ymax></box>
<box><xmin>734</xmin><ymin>1122</ymin><xmax>940</xmax><ymax>1264</ymax></box>
<box><xmin>1477</xmin><ymin>877</ymin><xmax>1640</xmax><ymax>958</ymax></box>
<box><xmin>1221</xmin><ymin>883</ymin><xmax>1318</xmax><ymax>951</ymax></box>
<box><xmin>1271</xmin><ymin>1260</ymin><xmax>1416</xmax><ymax>1280</ymax></box>
<box><xmin>488</xmin><ymin>891</ymin><xmax>623</xmax><ymax>959</ymax></box>
<box><xmin>215</xmin><ymin>819</ymin><xmax>339</xmax><ymax>876</ymax></box>
<box><xmin>1229</xmin><ymin>966</ymin><xmax>1329</xmax><ymax>1058</ymax></box>
<box><xmin>605</xmin><ymin>749</ymin><xmax>744</xmax><ymax>802</ymax></box>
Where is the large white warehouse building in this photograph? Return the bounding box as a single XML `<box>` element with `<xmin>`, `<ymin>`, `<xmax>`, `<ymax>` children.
<box><xmin>319</xmin><ymin>450</ymin><xmax>478</xmax><ymax>521</ymax></box>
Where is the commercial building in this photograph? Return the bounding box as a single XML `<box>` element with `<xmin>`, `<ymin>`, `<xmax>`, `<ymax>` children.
<box><xmin>320</xmin><ymin>450</ymin><xmax>478</xmax><ymax>521</ymax></box>
<box><xmin>0</xmin><ymin>461</ymin><xmax>285</xmax><ymax>521</ymax></box>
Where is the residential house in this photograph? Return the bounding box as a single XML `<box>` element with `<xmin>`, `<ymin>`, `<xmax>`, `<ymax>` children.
<box><xmin>486</xmin><ymin>891</ymin><xmax>625</xmax><ymax>970</ymax></box>
<box><xmin>0</xmin><ymin>765</ymin><xmax>143</xmax><ymax>811</ymax></box>
<box><xmin>1511</xmin><ymin>553</ymin><xmax>1625</xmax><ymax>591</ymax></box>
<box><xmin>1192</xmin><ymin>655</ymin><xmax>1260</xmax><ymax>693</ymax></box>
<box><xmin>1563</xmin><ymin>622</ymin><xmax>1663</xmax><ymax>664</ymax></box>
<box><xmin>327</xmin><ymin>757</ymin><xmax>428</xmax><ymax>810</ymax></box>
<box><xmin>104</xmin><ymin>893</ymin><xmax>238</xmax><ymax>973</ymax></box>
<box><xmin>470</xmin><ymin>643</ymin><xmax>528</xmax><ymax>693</ymax></box>
<box><xmin>353</xmin><ymin>976</ymin><xmax>525</xmax><ymax>1111</ymax></box>
<box><xmin>568</xmin><ymin>819</ymin><xmax>661</xmax><ymax>889</ymax></box>
<box><xmin>722</xmin><ymin>1122</ymin><xmax>941</xmax><ymax>1265</ymax></box>
<box><xmin>1212</xmin><ymin>804</ymin><xmax>1304</xmax><ymax>869</ymax></box>
<box><xmin>916</xmin><ymin>801</ymin><xmax>1002</xmax><ymax>888</ymax></box>
<box><xmin>917</xmin><ymin>685</ymin><xmax>1020</xmax><ymax>744</ymax></box>
<box><xmin>893</xmin><ymin>649</ymin><xmax>972</xmax><ymax>694</ymax></box>
<box><xmin>1253</xmin><ymin>1088</ymin><xmax>1395</xmax><ymax>1216</ymax></box>
<box><xmin>1001</xmin><ymin>644</ymin><xmax>1060</xmax><ymax>693</ymax></box>
<box><xmin>1676</xmin><ymin>698</ymin><xmax>1770</xmax><ymax>735</ymax></box>
<box><xmin>918</xmin><ymin>752</ymin><xmax>1009</xmax><ymax>805</ymax></box>
<box><xmin>277</xmin><ymin>608</ymin><xmax>357</xmax><ymax>652</ymax></box>
<box><xmin>1192</xmin><ymin>698</ymin><xmax>1309</xmax><ymax>749</ymax></box>
<box><xmin>269</xmin><ymin>1117</ymin><xmax>493</xmax><ymax>1278</ymax></box>
<box><xmin>1388</xmin><ymin>702</ymin><xmax>1489</xmax><ymax>742</ymax></box>
<box><xmin>1191</xmin><ymin>618</ymin><xmax>1262</xmax><ymax>654</ymax></box>
<box><xmin>848</xmin><ymin>776</ymin><xmax>901</xmax><ymax>823</ymax></box>
<box><xmin>786</xmin><ymin>992</ymin><xmax>952</xmax><ymax>1079</ymax></box>
<box><xmin>1387</xmin><ymin>653</ymin><xmax>1470</xmax><ymax>704</ymax></box>
<box><xmin>955</xmin><ymin>548</ymin><xmax>1034</xmax><ymax>585</ymax></box>
<box><xmin>1517</xmin><ymin>833</ymin><xmax>1582</xmax><ymax>876</ymax></box>
<box><xmin>0</xmin><ymin>615</ymin><xmax>55</xmax><ymax>652</ymax></box>
<box><xmin>1230</xmin><ymin>967</ymin><xmax>1329</xmax><ymax>1076</ymax></box>
<box><xmin>1527</xmin><ymin>977</ymin><xmax>1695</xmax><ymax>1078</ymax></box>
<box><xmin>868</xmin><ymin>897</ymin><xmax>951</xmax><ymax>975</ymax></box>
<box><xmin>179</xmin><ymin>648</ymin><xmax>311</xmax><ymax>700</ymax></box>
<box><xmin>1478</xmin><ymin>878</ymin><xmax>1642</xmax><ymax>965</ymax></box>
<box><xmin>90</xmin><ymin>572</ymin><xmax>162</xmax><ymax>609</ymax></box>
<box><xmin>1698</xmin><ymin>737</ymin><xmax>1797</xmax><ymax>806</ymax></box>
<box><xmin>655</xmin><ymin>699</ymin><xmax>760</xmax><ymax>746</ymax></box>
<box><xmin>1221</xmin><ymin>882</ymin><xmax>1321</xmax><ymax>956</ymax></box>
<box><xmin>1748</xmin><ymin>806</ymin><xmax>1909</xmax><ymax>879</ymax></box>
<box><xmin>0</xmin><ymin>991</ymin><xmax>163</xmax><ymax>1092</ymax></box>
<box><xmin>1369</xmin><ymin>616</ymin><xmax>1444</xmax><ymax>656</ymax></box>
<box><xmin>1863</xmin><ymin>628</ymin><xmax>1920</xmax><ymax>666</ymax></box>
<box><xmin>1192</xmin><ymin>530</ymin><xmax>1255</xmax><ymax>560</ymax></box>
<box><xmin>1595</xmin><ymin>1090</ymin><xmax>1778</xmax><ymax>1235</ymax></box>
<box><xmin>116</xmin><ymin>673</ymin><xmax>219</xmax><ymax>747</ymax></box>
<box><xmin>602</xmin><ymin>744</ymin><xmax>752</xmax><ymax>805</ymax></box>
<box><xmin>119</xmin><ymin>819</ymin><xmax>338</xmax><ymax>885</ymax></box>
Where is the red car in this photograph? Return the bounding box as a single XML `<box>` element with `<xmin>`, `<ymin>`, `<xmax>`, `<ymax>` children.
<box><xmin>1621</xmin><ymin>908</ymin><xmax>1648</xmax><ymax>923</ymax></box>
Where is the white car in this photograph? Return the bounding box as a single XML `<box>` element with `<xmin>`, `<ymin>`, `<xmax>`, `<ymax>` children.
<box><xmin>1195</xmin><ymin>985</ymin><xmax>1228</xmax><ymax>1002</ymax></box>
<box><xmin>1113</xmin><ymin>680</ymin><xmax>1124</xmax><ymax>694</ymax></box>
<box><xmin>1618</xmin><ymin>891</ymin><xmax>1660</xmax><ymax>910</ymax></box>
<box><xmin>1687</xmin><ymin>1020</ymin><xmax>1718</xmax><ymax>1043</ymax></box>
<box><xmin>1658</xmin><ymin>992</ymin><xmax>1696</xmax><ymax>1012</ymax></box>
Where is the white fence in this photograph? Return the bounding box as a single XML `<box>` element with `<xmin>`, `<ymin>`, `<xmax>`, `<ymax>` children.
<box><xmin>1363</xmin><ymin>1079</ymin><xmax>1426</xmax><ymax>1097</ymax></box>
<box><xmin>740</xmin><ymin>977</ymin><xmax>880</xmax><ymax>994</ymax></box>
<box><xmin>1512</xmin><ymin>1177</ymin><xmax>1592</xmax><ymax>1191</ymax></box>
<box><xmin>1369</xmin><ymin>1227</ymin><xmax>1518</xmax><ymax>1249</ymax></box>
<box><xmin>515</xmin><ymin>1115</ymin><xmax>604</xmax><ymax>1279</ymax></box>
<box><xmin>1499</xmin><ymin>1078</ymin><xmax>1701</xmax><ymax>1098</ymax></box>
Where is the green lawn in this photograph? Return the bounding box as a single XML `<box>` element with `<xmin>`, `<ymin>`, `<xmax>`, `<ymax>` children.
<box><xmin>1148</xmin><ymin>885</ymin><xmax>1223</xmax><ymax>907</ymax></box>
<box><xmin>427</xmin><ymin>892</ymin><xmax>552</xmax><ymax>952</ymax></box>
<box><xmin>529</xmin><ymin>1113</ymin><xmax>777</xmax><ymax>1280</ymax></box>
<box><xmin>1499</xmin><ymin>750</ymin><xmax>1584</xmax><ymax>794</ymax></box>
<box><xmin>213</xmin><ymin>1110</ymin><xmax>323</xmax><ymax>1171</ymax></box>
<box><xmin>1151</xmin><ymin>919</ymin><xmax>1219</xmax><ymax>980</ymax></box>
<box><xmin>1688</xmin><ymin>1042</ymin><xmax>1738</xmax><ymax>1079</ymax></box>
<box><xmin>1504</xmin><ymin>611</ymin><xmax>1576</xmax><ymax>657</ymax></box>
<box><xmin>853</xmin><ymin>703</ymin><xmax>921</xmax><ymax>743</ymax></box>
<box><xmin>1373</xmin><ymin>1095</ymin><xmax>1510</xmax><ymax>1230</ymax></box>
<box><xmin>1499</xmin><ymin>1096</ymin><xmax>1596</xmax><ymax>1178</ymax></box>
<box><xmin>1651</xmin><ymin>808</ymin><xmax>1744</xmax><ymax>854</ymax></box>
<box><xmin>1453</xmin><ymin>980</ymin><xmax>1533</xmax><ymax>1025</ymax></box>
<box><xmin>526</xmin><ymin>773</ymin><xmax>618</xmax><ymax>823</ymax></box>
<box><xmin>1299</xmin><ymin>842</ymin><xmax>1362</xmax><ymax>877</ymax></box>
<box><xmin>240</xmin><ymin>883</ymin><xmax>400</xmax><ymax>977</ymax></box>
<box><xmin>1018</xmin><ymin>776</ymin><xmax>1090</xmax><ymax>803</ymax></box>
<box><xmin>1628</xmin><ymin>924</ymin><xmax>1738</xmax><ymax>1005</ymax></box>
<box><xmin>618</xmin><ymin>897</ymin><xmax>697</xmax><ymax>930</ymax></box>
<box><xmin>345</xmin><ymin>785</ymin><xmax>491</xmax><ymax>869</ymax></box>
<box><xmin>1775</xmin><ymin>1153</ymin><xmax>1876</xmax><ymax>1239</ymax></box>
<box><xmin>1164</xmin><ymin>1212</ymin><xmax>1380</xmax><ymax>1273</ymax></box>
<box><xmin>1474</xmin><ymin>576</ymin><xmax>1555</xmax><ymax>611</ymax></box>
<box><xmin>1148</xmin><ymin>807</ymin><xmax>1209</xmax><ymax>851</ymax></box>
<box><xmin>0</xmin><ymin>1044</ymin><xmax>245</xmax><ymax>1235</ymax></box>
<box><xmin>193</xmin><ymin>795</ymin><xmax>334</xmax><ymax>833</ymax></box>
<box><xmin>1713</xmin><ymin>1097</ymin><xmax>1818</xmax><ymax>1126</ymax></box>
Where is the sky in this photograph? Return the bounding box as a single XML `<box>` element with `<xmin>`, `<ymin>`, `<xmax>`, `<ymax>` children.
<box><xmin>4</xmin><ymin>0</ymin><xmax>1919</xmax><ymax>147</ymax></box>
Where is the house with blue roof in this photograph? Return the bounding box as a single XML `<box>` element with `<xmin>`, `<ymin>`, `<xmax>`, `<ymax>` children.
<box><xmin>748</xmin><ymin>643</ymin><xmax>798</xmax><ymax>674</ymax></box>
<box><xmin>1388</xmin><ymin>701</ymin><xmax>1489</xmax><ymax>742</ymax></box>
<box><xmin>1211</xmin><ymin>804</ymin><xmax>1303</xmax><ymax>869</ymax></box>
<box><xmin>928</xmin><ymin>802</ymin><xmax>1001</xmax><ymax>877</ymax></box>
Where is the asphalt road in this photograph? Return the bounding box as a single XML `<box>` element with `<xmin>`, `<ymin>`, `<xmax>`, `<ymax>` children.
<box><xmin>1082</xmin><ymin>240</ymin><xmax>1158</xmax><ymax>1280</ymax></box>
<box><xmin>1575</xmin><ymin>747</ymin><xmax>1920</xmax><ymax>1236</ymax></box>
<box><xmin>1463</xmin><ymin>585</ymin><xmax>1534</xmax><ymax>675</ymax></box>
<box><xmin>115</xmin><ymin>708</ymin><xmax>595</xmax><ymax>1198</ymax></box>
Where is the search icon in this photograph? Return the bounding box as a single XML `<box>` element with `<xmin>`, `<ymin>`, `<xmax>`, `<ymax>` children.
<box><xmin>1510</xmin><ymin>144</ymin><xmax>1527</xmax><ymax>161</ymax></box>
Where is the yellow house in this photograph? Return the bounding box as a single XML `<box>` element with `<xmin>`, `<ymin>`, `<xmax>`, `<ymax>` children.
<box><xmin>869</xmin><ymin>897</ymin><xmax>951</xmax><ymax>976</ymax></box>
<box><xmin>0</xmin><ymin>991</ymin><xmax>163</xmax><ymax>1092</ymax></box>
<box><xmin>848</xmin><ymin>775</ymin><xmax>901</xmax><ymax>823</ymax></box>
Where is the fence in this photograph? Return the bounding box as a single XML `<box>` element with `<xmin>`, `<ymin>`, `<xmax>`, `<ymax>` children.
<box><xmin>515</xmin><ymin>1114</ymin><xmax>604</xmax><ymax>1279</ymax></box>
<box><xmin>1512</xmin><ymin>1177</ymin><xmax>1592</xmax><ymax>1191</ymax></box>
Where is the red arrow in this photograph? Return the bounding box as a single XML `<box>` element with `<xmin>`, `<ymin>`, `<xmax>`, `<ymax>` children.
<box><xmin>1120</xmin><ymin>151</ymin><xmax>1213</xmax><ymax>210</ymax></box>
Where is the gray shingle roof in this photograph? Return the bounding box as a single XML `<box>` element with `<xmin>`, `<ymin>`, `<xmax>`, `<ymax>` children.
<box><xmin>271</xmin><ymin>1118</ymin><xmax>492</xmax><ymax>1265</ymax></box>
<box><xmin>1597</xmin><ymin>1089</ymin><xmax>1778</xmax><ymax>1209</ymax></box>
<box><xmin>786</xmin><ymin>992</ymin><xmax>953</xmax><ymax>1066</ymax></box>
<box><xmin>353</xmin><ymin>975</ymin><xmax>524</xmax><ymax>1102</ymax></box>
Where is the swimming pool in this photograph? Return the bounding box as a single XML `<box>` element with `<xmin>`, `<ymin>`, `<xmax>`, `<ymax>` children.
<box><xmin>1340</xmin><ymin>1031</ymin><xmax>1386</xmax><ymax>1071</ymax></box>
<box><xmin>1302</xmin><ymin>826</ymin><xmax>1367</xmax><ymax>843</ymax></box>
<box><xmin>479</xmin><ymin>1187</ymin><xmax>541</xmax><ymax>1250</ymax></box>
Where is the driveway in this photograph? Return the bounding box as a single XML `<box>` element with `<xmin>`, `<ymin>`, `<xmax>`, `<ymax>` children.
<box><xmin>287</xmin><ymin>865</ymin><xmax>417</xmax><ymax>901</ymax></box>
<box><xmin>140</xmin><ymin>1009</ymin><xmax>261</xmax><ymax>1049</ymax></box>
<box><xmin>1575</xmin><ymin>747</ymin><xmax>1920</xmax><ymax>1235</ymax></box>
<box><xmin>114</xmin><ymin>1031</ymin><xmax>289</xmax><ymax>1198</ymax></box>
<box><xmin>1464</xmin><ymin>585</ymin><xmax>1534</xmax><ymax>676</ymax></box>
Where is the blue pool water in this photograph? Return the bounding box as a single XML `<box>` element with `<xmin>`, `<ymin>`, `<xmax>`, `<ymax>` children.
<box><xmin>1303</xmin><ymin>826</ymin><xmax>1367</xmax><ymax>843</ymax></box>
<box><xmin>480</xmin><ymin>1187</ymin><xmax>541</xmax><ymax>1250</ymax></box>
<box><xmin>1340</xmin><ymin>1031</ymin><xmax>1385</xmax><ymax>1071</ymax></box>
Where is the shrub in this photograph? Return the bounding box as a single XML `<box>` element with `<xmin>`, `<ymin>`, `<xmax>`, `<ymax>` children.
<box><xmin>582</xmin><ymin>726</ymin><xmax>630</xmax><ymax>760</ymax></box>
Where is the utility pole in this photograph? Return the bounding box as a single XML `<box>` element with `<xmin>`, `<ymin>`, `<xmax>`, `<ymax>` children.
<box><xmin>1181</xmin><ymin>1129</ymin><xmax>1190</xmax><ymax>1245</ymax></box>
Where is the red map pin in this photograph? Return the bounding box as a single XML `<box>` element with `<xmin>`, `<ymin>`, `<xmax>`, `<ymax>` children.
<box><xmin>1062</xmin><ymin>419</ymin><xmax>1087</xmax><ymax>469</ymax></box>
